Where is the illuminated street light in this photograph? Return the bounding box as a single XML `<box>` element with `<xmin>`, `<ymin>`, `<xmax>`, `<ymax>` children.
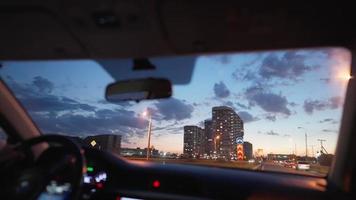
<box><xmin>336</xmin><ymin>67</ymin><xmax>352</xmax><ymax>81</ymax></box>
<box><xmin>142</xmin><ymin>110</ymin><xmax>152</xmax><ymax>160</ymax></box>
<box><xmin>214</xmin><ymin>135</ymin><xmax>220</xmax><ymax>156</ymax></box>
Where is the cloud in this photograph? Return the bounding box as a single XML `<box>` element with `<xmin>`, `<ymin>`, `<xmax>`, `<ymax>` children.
<box><xmin>236</xmin><ymin>102</ymin><xmax>250</xmax><ymax>110</ymax></box>
<box><xmin>322</xmin><ymin>129</ymin><xmax>337</xmax><ymax>133</ymax></box>
<box><xmin>21</xmin><ymin>95</ymin><xmax>96</xmax><ymax>112</ymax></box>
<box><xmin>219</xmin><ymin>100</ymin><xmax>237</xmax><ymax>109</ymax></box>
<box><xmin>259</xmin><ymin>52</ymin><xmax>317</xmax><ymax>80</ymax></box>
<box><xmin>4</xmin><ymin>76</ymin><xmax>148</xmax><ymax>139</ymax></box>
<box><xmin>5</xmin><ymin>76</ymin><xmax>96</xmax><ymax>112</ymax></box>
<box><xmin>237</xmin><ymin>111</ymin><xmax>259</xmax><ymax>123</ymax></box>
<box><xmin>232</xmin><ymin>70</ymin><xmax>258</xmax><ymax>82</ymax></box>
<box><xmin>154</xmin><ymin>98</ymin><xmax>194</xmax><ymax>121</ymax></box>
<box><xmin>213</xmin><ymin>81</ymin><xmax>230</xmax><ymax>98</ymax></box>
<box><xmin>97</xmin><ymin>99</ymin><xmax>133</xmax><ymax>107</ymax></box>
<box><xmin>31</xmin><ymin>108</ymin><xmax>148</xmax><ymax>136</ymax></box>
<box><xmin>329</xmin><ymin>96</ymin><xmax>343</xmax><ymax>109</ymax></box>
<box><xmin>265</xmin><ymin>130</ymin><xmax>279</xmax><ymax>136</ymax></box>
<box><xmin>289</xmin><ymin>102</ymin><xmax>298</xmax><ymax>107</ymax></box>
<box><xmin>32</xmin><ymin>76</ymin><xmax>54</xmax><ymax>93</ymax></box>
<box><xmin>244</xmin><ymin>86</ymin><xmax>291</xmax><ymax>115</ymax></box>
<box><xmin>320</xmin><ymin>78</ymin><xmax>331</xmax><ymax>83</ymax></box>
<box><xmin>303</xmin><ymin>96</ymin><xmax>343</xmax><ymax>114</ymax></box>
<box><xmin>319</xmin><ymin>118</ymin><xmax>338</xmax><ymax>124</ymax></box>
<box><xmin>303</xmin><ymin>100</ymin><xmax>326</xmax><ymax>114</ymax></box>
<box><xmin>197</xmin><ymin>120</ymin><xmax>205</xmax><ymax>127</ymax></box>
<box><xmin>265</xmin><ymin>114</ymin><xmax>277</xmax><ymax>122</ymax></box>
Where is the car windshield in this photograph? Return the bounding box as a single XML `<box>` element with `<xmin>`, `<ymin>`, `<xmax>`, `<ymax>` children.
<box><xmin>0</xmin><ymin>48</ymin><xmax>351</xmax><ymax>177</ymax></box>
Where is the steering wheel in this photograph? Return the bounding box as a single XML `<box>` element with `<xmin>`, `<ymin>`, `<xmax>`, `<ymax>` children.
<box><xmin>1</xmin><ymin>135</ymin><xmax>85</xmax><ymax>200</ymax></box>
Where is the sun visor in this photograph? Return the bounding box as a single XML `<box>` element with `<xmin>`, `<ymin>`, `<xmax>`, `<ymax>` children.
<box><xmin>97</xmin><ymin>55</ymin><xmax>196</xmax><ymax>85</ymax></box>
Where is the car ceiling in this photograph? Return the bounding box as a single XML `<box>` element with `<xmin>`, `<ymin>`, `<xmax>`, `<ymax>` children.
<box><xmin>0</xmin><ymin>0</ymin><xmax>355</xmax><ymax>73</ymax></box>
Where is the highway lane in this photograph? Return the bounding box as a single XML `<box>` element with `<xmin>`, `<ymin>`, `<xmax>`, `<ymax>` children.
<box><xmin>260</xmin><ymin>162</ymin><xmax>326</xmax><ymax>176</ymax></box>
<box><xmin>126</xmin><ymin>157</ymin><xmax>327</xmax><ymax>176</ymax></box>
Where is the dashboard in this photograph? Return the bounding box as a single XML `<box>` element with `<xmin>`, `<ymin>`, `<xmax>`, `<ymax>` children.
<box><xmin>0</xmin><ymin>142</ymin><xmax>347</xmax><ymax>200</ymax></box>
<box><xmin>60</xmin><ymin>147</ymin><xmax>333</xmax><ymax>200</ymax></box>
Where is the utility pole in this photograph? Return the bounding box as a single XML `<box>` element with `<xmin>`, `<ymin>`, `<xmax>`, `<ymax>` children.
<box><xmin>298</xmin><ymin>127</ymin><xmax>308</xmax><ymax>157</ymax></box>
<box><xmin>142</xmin><ymin>110</ymin><xmax>153</xmax><ymax>160</ymax></box>
<box><xmin>317</xmin><ymin>139</ymin><xmax>327</xmax><ymax>154</ymax></box>
<box><xmin>146</xmin><ymin>115</ymin><xmax>152</xmax><ymax>160</ymax></box>
<box><xmin>305</xmin><ymin>132</ymin><xmax>308</xmax><ymax>157</ymax></box>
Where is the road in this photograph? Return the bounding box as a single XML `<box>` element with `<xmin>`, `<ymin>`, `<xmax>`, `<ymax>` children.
<box><xmin>259</xmin><ymin>162</ymin><xmax>327</xmax><ymax>176</ymax></box>
<box><xmin>125</xmin><ymin>157</ymin><xmax>328</xmax><ymax>177</ymax></box>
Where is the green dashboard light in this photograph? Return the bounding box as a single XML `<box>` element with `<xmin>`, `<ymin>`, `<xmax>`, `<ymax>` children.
<box><xmin>87</xmin><ymin>166</ymin><xmax>94</xmax><ymax>172</ymax></box>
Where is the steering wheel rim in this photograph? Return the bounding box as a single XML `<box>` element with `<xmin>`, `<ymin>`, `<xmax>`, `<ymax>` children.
<box><xmin>14</xmin><ymin>135</ymin><xmax>85</xmax><ymax>200</ymax></box>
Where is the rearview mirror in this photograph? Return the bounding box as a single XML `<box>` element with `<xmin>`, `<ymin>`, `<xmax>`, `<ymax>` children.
<box><xmin>105</xmin><ymin>78</ymin><xmax>172</xmax><ymax>102</ymax></box>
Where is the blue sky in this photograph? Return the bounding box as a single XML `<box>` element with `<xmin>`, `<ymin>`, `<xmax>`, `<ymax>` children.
<box><xmin>0</xmin><ymin>48</ymin><xmax>351</xmax><ymax>155</ymax></box>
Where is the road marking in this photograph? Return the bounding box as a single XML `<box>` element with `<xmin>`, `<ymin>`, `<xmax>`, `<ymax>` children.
<box><xmin>252</xmin><ymin>164</ymin><xmax>262</xmax><ymax>170</ymax></box>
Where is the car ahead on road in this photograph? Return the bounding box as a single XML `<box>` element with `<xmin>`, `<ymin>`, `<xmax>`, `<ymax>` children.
<box><xmin>297</xmin><ymin>161</ymin><xmax>311</xmax><ymax>171</ymax></box>
<box><xmin>284</xmin><ymin>160</ymin><xmax>297</xmax><ymax>169</ymax></box>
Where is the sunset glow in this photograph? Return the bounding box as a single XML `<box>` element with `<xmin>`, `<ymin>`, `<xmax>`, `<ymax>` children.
<box><xmin>0</xmin><ymin>48</ymin><xmax>350</xmax><ymax>157</ymax></box>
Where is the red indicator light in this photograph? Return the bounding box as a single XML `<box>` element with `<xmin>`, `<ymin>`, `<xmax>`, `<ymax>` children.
<box><xmin>152</xmin><ymin>180</ymin><xmax>160</xmax><ymax>188</ymax></box>
<box><xmin>96</xmin><ymin>182</ymin><xmax>104</xmax><ymax>189</ymax></box>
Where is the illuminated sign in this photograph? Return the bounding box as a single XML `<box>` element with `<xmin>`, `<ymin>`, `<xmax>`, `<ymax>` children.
<box><xmin>236</xmin><ymin>137</ymin><xmax>243</xmax><ymax>144</ymax></box>
<box><xmin>237</xmin><ymin>144</ymin><xmax>244</xmax><ymax>160</ymax></box>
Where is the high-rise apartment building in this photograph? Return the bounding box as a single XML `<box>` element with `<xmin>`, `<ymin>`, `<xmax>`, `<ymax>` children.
<box><xmin>183</xmin><ymin>126</ymin><xmax>204</xmax><ymax>158</ymax></box>
<box><xmin>212</xmin><ymin>106</ymin><xmax>244</xmax><ymax>159</ymax></box>
<box><xmin>204</xmin><ymin>119</ymin><xmax>214</xmax><ymax>156</ymax></box>
<box><xmin>243</xmin><ymin>141</ymin><xmax>253</xmax><ymax>160</ymax></box>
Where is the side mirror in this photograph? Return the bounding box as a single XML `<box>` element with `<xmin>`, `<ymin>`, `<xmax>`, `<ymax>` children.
<box><xmin>105</xmin><ymin>78</ymin><xmax>172</xmax><ymax>102</ymax></box>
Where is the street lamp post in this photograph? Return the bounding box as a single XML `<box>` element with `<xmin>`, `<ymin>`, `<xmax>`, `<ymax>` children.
<box><xmin>298</xmin><ymin>127</ymin><xmax>308</xmax><ymax>158</ymax></box>
<box><xmin>143</xmin><ymin>111</ymin><xmax>152</xmax><ymax>160</ymax></box>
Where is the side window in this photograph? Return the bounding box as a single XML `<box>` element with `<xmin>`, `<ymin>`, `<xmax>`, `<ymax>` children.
<box><xmin>0</xmin><ymin>127</ymin><xmax>7</xmax><ymax>149</ymax></box>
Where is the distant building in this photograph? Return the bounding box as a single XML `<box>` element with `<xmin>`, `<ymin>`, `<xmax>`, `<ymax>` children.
<box><xmin>204</xmin><ymin>119</ymin><xmax>214</xmax><ymax>155</ymax></box>
<box><xmin>212</xmin><ymin>106</ymin><xmax>244</xmax><ymax>159</ymax></box>
<box><xmin>243</xmin><ymin>141</ymin><xmax>253</xmax><ymax>160</ymax></box>
<box><xmin>255</xmin><ymin>149</ymin><xmax>264</xmax><ymax>158</ymax></box>
<box><xmin>120</xmin><ymin>147</ymin><xmax>160</xmax><ymax>157</ymax></box>
<box><xmin>145</xmin><ymin>147</ymin><xmax>160</xmax><ymax>157</ymax></box>
<box><xmin>121</xmin><ymin>147</ymin><xmax>146</xmax><ymax>157</ymax></box>
<box><xmin>84</xmin><ymin>134</ymin><xmax>121</xmax><ymax>155</ymax></box>
<box><xmin>183</xmin><ymin>126</ymin><xmax>204</xmax><ymax>158</ymax></box>
<box><xmin>267</xmin><ymin>154</ymin><xmax>296</xmax><ymax>161</ymax></box>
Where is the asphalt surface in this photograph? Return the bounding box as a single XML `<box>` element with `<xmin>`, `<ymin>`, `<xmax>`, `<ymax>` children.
<box><xmin>126</xmin><ymin>157</ymin><xmax>327</xmax><ymax>177</ymax></box>
<box><xmin>260</xmin><ymin>162</ymin><xmax>326</xmax><ymax>176</ymax></box>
